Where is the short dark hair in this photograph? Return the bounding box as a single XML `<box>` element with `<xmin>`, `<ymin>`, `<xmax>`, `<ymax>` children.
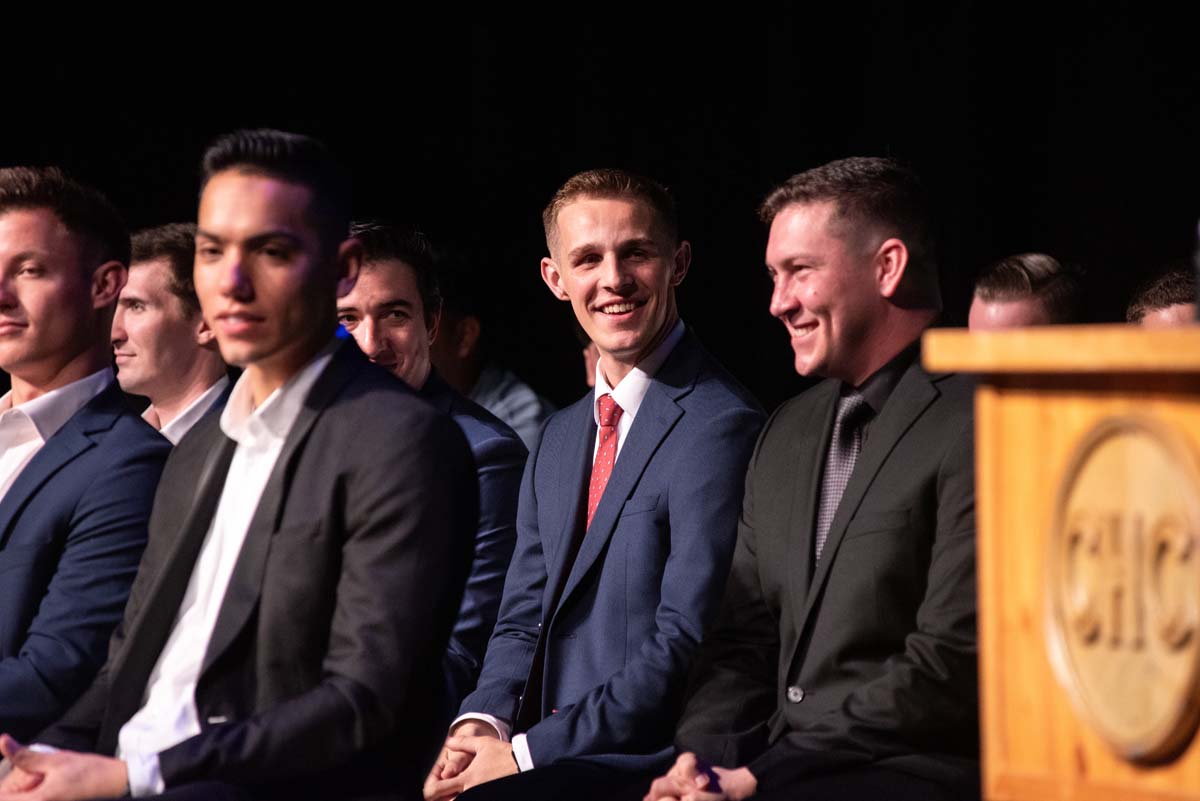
<box><xmin>759</xmin><ymin>157</ymin><xmax>939</xmax><ymax>308</ymax></box>
<box><xmin>200</xmin><ymin>129</ymin><xmax>351</xmax><ymax>249</ymax></box>
<box><xmin>349</xmin><ymin>221</ymin><xmax>442</xmax><ymax>327</ymax></box>
<box><xmin>131</xmin><ymin>222</ymin><xmax>200</xmax><ymax>317</ymax></box>
<box><xmin>1127</xmin><ymin>265</ymin><xmax>1196</xmax><ymax>323</ymax></box>
<box><xmin>542</xmin><ymin>168</ymin><xmax>679</xmax><ymax>248</ymax></box>
<box><xmin>973</xmin><ymin>252</ymin><xmax>1085</xmax><ymax>324</ymax></box>
<box><xmin>0</xmin><ymin>166</ymin><xmax>130</xmax><ymax>266</ymax></box>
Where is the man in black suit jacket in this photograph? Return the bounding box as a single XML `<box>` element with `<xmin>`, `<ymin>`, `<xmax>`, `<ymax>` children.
<box><xmin>647</xmin><ymin>157</ymin><xmax>979</xmax><ymax>801</ymax></box>
<box><xmin>0</xmin><ymin>130</ymin><xmax>477</xmax><ymax>801</ymax></box>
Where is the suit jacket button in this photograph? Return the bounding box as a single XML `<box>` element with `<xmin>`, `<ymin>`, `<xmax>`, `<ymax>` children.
<box><xmin>787</xmin><ymin>686</ymin><xmax>804</xmax><ymax>703</ymax></box>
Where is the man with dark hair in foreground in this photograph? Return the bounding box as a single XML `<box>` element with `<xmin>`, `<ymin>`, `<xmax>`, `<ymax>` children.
<box><xmin>0</xmin><ymin>167</ymin><xmax>170</xmax><ymax>742</ymax></box>
<box><xmin>0</xmin><ymin>129</ymin><xmax>477</xmax><ymax>801</ymax></box>
<box><xmin>968</xmin><ymin>252</ymin><xmax>1084</xmax><ymax>330</ymax></box>
<box><xmin>648</xmin><ymin>157</ymin><xmax>979</xmax><ymax>801</ymax></box>
<box><xmin>112</xmin><ymin>223</ymin><xmax>229</xmax><ymax>444</ymax></box>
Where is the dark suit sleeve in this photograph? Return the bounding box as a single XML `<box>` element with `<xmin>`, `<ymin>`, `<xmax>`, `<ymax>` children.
<box><xmin>154</xmin><ymin>413</ymin><xmax>476</xmax><ymax>788</ymax></box>
<box><xmin>746</xmin><ymin>416</ymin><xmax>978</xmax><ymax>791</ymax></box>
<box><xmin>673</xmin><ymin>411</ymin><xmax>786</xmax><ymax>767</ymax></box>
<box><xmin>520</xmin><ymin>406</ymin><xmax>763</xmax><ymax>764</ymax></box>
<box><xmin>0</xmin><ymin>433</ymin><xmax>167</xmax><ymax>741</ymax></box>
<box><xmin>458</xmin><ymin>429</ymin><xmax>547</xmax><ymax>723</ymax></box>
<box><xmin>443</xmin><ymin>431</ymin><xmax>527</xmax><ymax>711</ymax></box>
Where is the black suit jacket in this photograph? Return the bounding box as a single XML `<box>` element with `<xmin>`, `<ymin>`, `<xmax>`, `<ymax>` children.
<box><xmin>40</xmin><ymin>341</ymin><xmax>478</xmax><ymax>800</ymax></box>
<box><xmin>676</xmin><ymin>356</ymin><xmax>979</xmax><ymax>793</ymax></box>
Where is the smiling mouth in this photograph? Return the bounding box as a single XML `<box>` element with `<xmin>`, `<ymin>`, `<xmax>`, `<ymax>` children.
<box><xmin>597</xmin><ymin>300</ymin><xmax>644</xmax><ymax>315</ymax></box>
<box><xmin>786</xmin><ymin>320</ymin><xmax>818</xmax><ymax>339</ymax></box>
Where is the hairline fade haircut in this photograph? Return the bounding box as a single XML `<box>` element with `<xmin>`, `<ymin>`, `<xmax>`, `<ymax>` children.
<box><xmin>759</xmin><ymin>156</ymin><xmax>940</xmax><ymax>310</ymax></box>
<box><xmin>131</xmin><ymin>222</ymin><xmax>201</xmax><ymax>317</ymax></box>
<box><xmin>542</xmin><ymin>168</ymin><xmax>680</xmax><ymax>254</ymax></box>
<box><xmin>1126</xmin><ymin>264</ymin><xmax>1196</xmax><ymax>323</ymax></box>
<box><xmin>0</xmin><ymin>166</ymin><xmax>130</xmax><ymax>268</ymax></box>
<box><xmin>348</xmin><ymin>221</ymin><xmax>443</xmax><ymax>328</ymax></box>
<box><xmin>199</xmin><ymin>128</ymin><xmax>352</xmax><ymax>253</ymax></box>
<box><xmin>973</xmin><ymin>252</ymin><xmax>1085</xmax><ymax>324</ymax></box>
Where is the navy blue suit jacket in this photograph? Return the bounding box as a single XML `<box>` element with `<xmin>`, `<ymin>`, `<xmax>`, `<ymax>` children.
<box><xmin>0</xmin><ymin>381</ymin><xmax>170</xmax><ymax>739</ymax></box>
<box><xmin>460</xmin><ymin>330</ymin><xmax>764</xmax><ymax>771</ymax></box>
<box><xmin>420</xmin><ymin>370</ymin><xmax>526</xmax><ymax>713</ymax></box>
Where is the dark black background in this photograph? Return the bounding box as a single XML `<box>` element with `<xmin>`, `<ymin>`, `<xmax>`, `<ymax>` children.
<box><xmin>5</xmin><ymin>6</ymin><xmax>1198</xmax><ymax>409</ymax></box>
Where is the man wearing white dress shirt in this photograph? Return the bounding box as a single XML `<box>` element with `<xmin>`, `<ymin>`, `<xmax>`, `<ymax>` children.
<box><xmin>0</xmin><ymin>131</ymin><xmax>475</xmax><ymax>801</ymax></box>
<box><xmin>0</xmin><ymin>167</ymin><xmax>170</xmax><ymax>742</ymax></box>
<box><xmin>112</xmin><ymin>223</ymin><xmax>229</xmax><ymax>445</ymax></box>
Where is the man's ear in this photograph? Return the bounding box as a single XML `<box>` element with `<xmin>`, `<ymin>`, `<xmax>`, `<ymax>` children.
<box><xmin>540</xmin><ymin>256</ymin><xmax>571</xmax><ymax>302</ymax></box>
<box><xmin>456</xmin><ymin>315</ymin><xmax>481</xmax><ymax>360</ymax></box>
<box><xmin>335</xmin><ymin>237</ymin><xmax>364</xmax><ymax>298</ymax></box>
<box><xmin>427</xmin><ymin>307</ymin><xmax>443</xmax><ymax>346</ymax></box>
<box><xmin>91</xmin><ymin>261</ymin><xmax>127</xmax><ymax>309</ymax></box>
<box><xmin>195</xmin><ymin>314</ymin><xmax>218</xmax><ymax>349</ymax></box>
<box><xmin>670</xmin><ymin>240</ymin><xmax>692</xmax><ymax>287</ymax></box>
<box><xmin>875</xmin><ymin>238</ymin><xmax>909</xmax><ymax>299</ymax></box>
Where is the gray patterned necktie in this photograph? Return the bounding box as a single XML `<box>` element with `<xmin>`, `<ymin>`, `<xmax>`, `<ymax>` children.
<box><xmin>815</xmin><ymin>392</ymin><xmax>871</xmax><ymax>561</ymax></box>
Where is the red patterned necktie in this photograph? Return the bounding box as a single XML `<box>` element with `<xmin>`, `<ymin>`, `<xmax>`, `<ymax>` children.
<box><xmin>586</xmin><ymin>393</ymin><xmax>624</xmax><ymax>529</ymax></box>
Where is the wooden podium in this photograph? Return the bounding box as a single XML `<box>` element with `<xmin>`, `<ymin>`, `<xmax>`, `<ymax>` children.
<box><xmin>924</xmin><ymin>325</ymin><xmax>1200</xmax><ymax>801</ymax></box>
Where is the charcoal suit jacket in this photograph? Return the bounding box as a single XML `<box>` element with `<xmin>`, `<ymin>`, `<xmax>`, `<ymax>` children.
<box><xmin>675</xmin><ymin>353</ymin><xmax>980</xmax><ymax>794</ymax></box>
<box><xmin>39</xmin><ymin>341</ymin><xmax>478</xmax><ymax>800</ymax></box>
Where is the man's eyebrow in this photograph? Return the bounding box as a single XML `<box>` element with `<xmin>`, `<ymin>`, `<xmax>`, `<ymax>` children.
<box><xmin>774</xmin><ymin>251</ymin><xmax>826</xmax><ymax>267</ymax></box>
<box><xmin>118</xmin><ymin>293</ymin><xmax>148</xmax><ymax>306</ymax></box>
<box><xmin>194</xmin><ymin>229</ymin><xmax>304</xmax><ymax>247</ymax></box>
<box><xmin>566</xmin><ymin>242</ymin><xmax>602</xmax><ymax>262</ymax></box>
<box><xmin>336</xmin><ymin>298</ymin><xmax>416</xmax><ymax>313</ymax></box>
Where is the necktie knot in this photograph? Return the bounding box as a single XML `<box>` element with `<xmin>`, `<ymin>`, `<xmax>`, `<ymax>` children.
<box><xmin>597</xmin><ymin>394</ymin><xmax>623</xmax><ymax>428</ymax></box>
<box><xmin>834</xmin><ymin>393</ymin><xmax>870</xmax><ymax>439</ymax></box>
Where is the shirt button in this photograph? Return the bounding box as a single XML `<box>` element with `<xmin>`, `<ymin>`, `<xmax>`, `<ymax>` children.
<box><xmin>787</xmin><ymin>686</ymin><xmax>805</xmax><ymax>703</ymax></box>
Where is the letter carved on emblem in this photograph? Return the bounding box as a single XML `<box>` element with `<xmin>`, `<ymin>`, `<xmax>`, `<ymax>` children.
<box><xmin>1048</xmin><ymin>417</ymin><xmax>1200</xmax><ymax>763</ymax></box>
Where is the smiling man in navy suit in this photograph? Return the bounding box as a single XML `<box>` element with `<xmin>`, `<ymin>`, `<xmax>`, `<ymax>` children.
<box><xmin>424</xmin><ymin>169</ymin><xmax>764</xmax><ymax>801</ymax></box>
<box><xmin>0</xmin><ymin>167</ymin><xmax>170</xmax><ymax>740</ymax></box>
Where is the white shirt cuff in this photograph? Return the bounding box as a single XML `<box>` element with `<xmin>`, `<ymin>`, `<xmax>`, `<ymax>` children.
<box><xmin>511</xmin><ymin>734</ymin><xmax>534</xmax><ymax>771</ymax></box>
<box><xmin>450</xmin><ymin>712</ymin><xmax>511</xmax><ymax>741</ymax></box>
<box><xmin>124</xmin><ymin>749</ymin><xmax>165</xmax><ymax>797</ymax></box>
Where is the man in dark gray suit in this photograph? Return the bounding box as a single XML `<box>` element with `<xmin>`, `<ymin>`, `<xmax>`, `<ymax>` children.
<box><xmin>0</xmin><ymin>130</ymin><xmax>477</xmax><ymax>801</ymax></box>
<box><xmin>647</xmin><ymin>157</ymin><xmax>979</xmax><ymax>801</ymax></box>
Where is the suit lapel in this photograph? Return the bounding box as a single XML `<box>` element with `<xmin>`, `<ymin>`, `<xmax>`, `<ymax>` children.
<box><xmin>552</xmin><ymin>334</ymin><xmax>700</xmax><ymax>618</ymax></box>
<box><xmin>784</xmin><ymin>380</ymin><xmax>839</xmax><ymax>619</ymax></box>
<box><xmin>0</xmin><ymin>383</ymin><xmax>124</xmax><ymax>549</ymax></box>
<box><xmin>105</xmin><ymin>427</ymin><xmax>236</xmax><ymax>735</ymax></box>
<box><xmin>543</xmin><ymin>397</ymin><xmax>595</xmax><ymax>610</ymax></box>
<box><xmin>200</xmin><ymin>342</ymin><xmax>364</xmax><ymax>675</ymax></box>
<box><xmin>795</xmin><ymin>363</ymin><xmax>939</xmax><ymax>635</ymax></box>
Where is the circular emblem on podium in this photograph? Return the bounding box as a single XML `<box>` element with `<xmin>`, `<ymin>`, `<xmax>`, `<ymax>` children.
<box><xmin>1047</xmin><ymin>416</ymin><xmax>1200</xmax><ymax>763</ymax></box>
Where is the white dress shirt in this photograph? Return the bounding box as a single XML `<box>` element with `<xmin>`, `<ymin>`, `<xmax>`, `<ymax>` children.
<box><xmin>0</xmin><ymin>369</ymin><xmax>114</xmax><ymax>502</ymax></box>
<box><xmin>453</xmin><ymin>319</ymin><xmax>686</xmax><ymax>771</ymax></box>
<box><xmin>117</xmin><ymin>345</ymin><xmax>335</xmax><ymax>796</ymax></box>
<box><xmin>152</xmin><ymin>375</ymin><xmax>231</xmax><ymax>446</ymax></box>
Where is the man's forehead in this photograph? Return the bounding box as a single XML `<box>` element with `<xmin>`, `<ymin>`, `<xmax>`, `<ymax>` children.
<box><xmin>341</xmin><ymin>259</ymin><xmax>421</xmax><ymax>306</ymax></box>
<box><xmin>126</xmin><ymin>258</ymin><xmax>174</xmax><ymax>292</ymax></box>
<box><xmin>198</xmin><ymin>170</ymin><xmax>315</xmax><ymax>234</ymax></box>
<box><xmin>558</xmin><ymin>195</ymin><xmax>662</xmax><ymax>234</ymax></box>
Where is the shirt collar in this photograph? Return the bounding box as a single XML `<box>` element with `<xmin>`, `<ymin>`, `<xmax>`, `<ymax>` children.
<box><xmin>849</xmin><ymin>339</ymin><xmax>919</xmax><ymax>416</ymax></box>
<box><xmin>0</xmin><ymin>368</ymin><xmax>114</xmax><ymax>442</ymax></box>
<box><xmin>220</xmin><ymin>341</ymin><xmax>338</xmax><ymax>449</ymax></box>
<box><xmin>593</xmin><ymin>319</ymin><xmax>685</xmax><ymax>426</ymax></box>
<box><xmin>158</xmin><ymin>374</ymin><xmax>231</xmax><ymax>446</ymax></box>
